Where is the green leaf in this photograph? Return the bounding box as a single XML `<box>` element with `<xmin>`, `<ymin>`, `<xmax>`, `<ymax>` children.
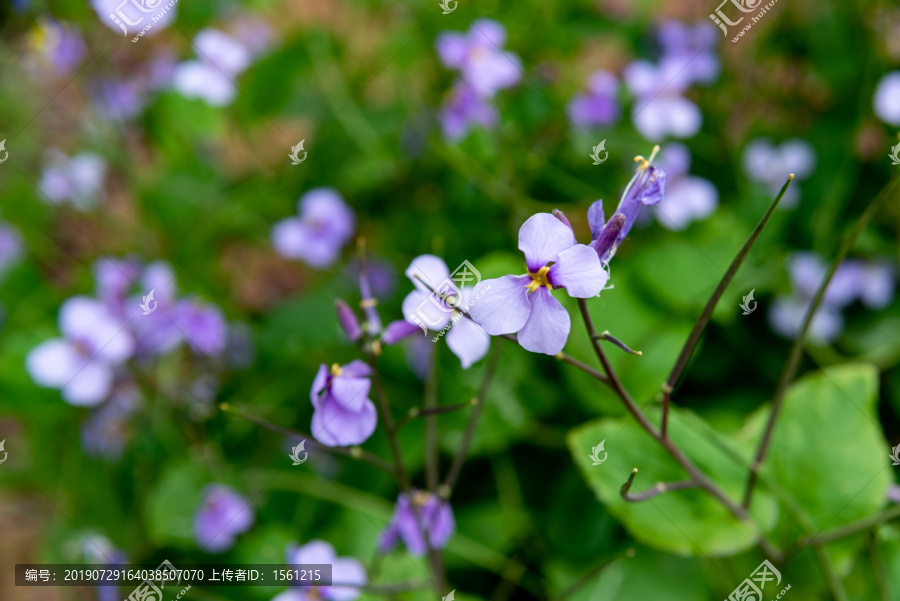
<box><xmin>567</xmin><ymin>406</ymin><xmax>776</xmax><ymax>556</ymax></box>
<box><xmin>144</xmin><ymin>461</ymin><xmax>207</xmax><ymax>548</ymax></box>
<box><xmin>587</xmin><ymin>547</ymin><xmax>710</xmax><ymax>601</ymax></box>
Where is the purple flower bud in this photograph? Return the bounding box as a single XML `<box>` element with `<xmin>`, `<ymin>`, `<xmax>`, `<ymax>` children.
<box><xmin>335</xmin><ymin>299</ymin><xmax>361</xmax><ymax>342</ymax></box>
<box><xmin>552</xmin><ymin>209</ymin><xmax>574</xmax><ymax>233</ymax></box>
<box><xmin>591</xmin><ymin>213</ymin><xmax>626</xmax><ymax>262</ymax></box>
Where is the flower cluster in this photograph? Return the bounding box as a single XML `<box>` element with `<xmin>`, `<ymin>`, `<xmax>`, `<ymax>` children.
<box><xmin>26</xmin><ymin>257</ymin><xmax>238</xmax><ymax>457</ymax></box>
<box><xmin>378</xmin><ymin>491</ymin><xmax>455</xmax><ymax>556</ymax></box>
<box><xmin>568</xmin><ymin>70</ymin><xmax>620</xmax><ymax>129</ymax></box>
<box><xmin>769</xmin><ymin>252</ymin><xmax>896</xmax><ymax>343</ymax></box>
<box><xmin>38</xmin><ymin>149</ymin><xmax>108</xmax><ymax>210</ymax></box>
<box><xmin>436</xmin><ymin>19</ymin><xmax>522</xmax><ymax>139</ymax></box>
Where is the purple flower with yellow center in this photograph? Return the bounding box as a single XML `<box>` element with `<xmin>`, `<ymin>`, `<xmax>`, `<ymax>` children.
<box><xmin>272</xmin><ymin>540</ymin><xmax>366</xmax><ymax>601</ymax></box>
<box><xmin>378</xmin><ymin>491</ymin><xmax>455</xmax><ymax>556</ymax></box>
<box><xmin>194</xmin><ymin>484</ymin><xmax>254</xmax><ymax>553</ymax></box>
<box><xmin>469</xmin><ymin>213</ymin><xmax>608</xmax><ymax>355</ymax></box>
<box><xmin>26</xmin><ymin>18</ymin><xmax>86</xmax><ymax>75</ymax></box>
<box><xmin>587</xmin><ymin>146</ymin><xmax>667</xmax><ymax>265</ymax></box>
<box><xmin>439</xmin><ymin>81</ymin><xmax>499</xmax><ymax>140</ymax></box>
<box><xmin>567</xmin><ymin>71</ymin><xmax>620</xmax><ymax>128</ymax></box>
<box><xmin>272</xmin><ymin>188</ymin><xmax>356</xmax><ymax>269</ymax></box>
<box><xmin>26</xmin><ymin>296</ymin><xmax>135</xmax><ymax>406</ymax></box>
<box><xmin>436</xmin><ymin>18</ymin><xmax>521</xmax><ymax>98</ymax></box>
<box><xmin>310</xmin><ymin>360</ymin><xmax>377</xmax><ymax>447</ymax></box>
<box><xmin>401</xmin><ymin>254</ymin><xmax>490</xmax><ymax>369</ymax></box>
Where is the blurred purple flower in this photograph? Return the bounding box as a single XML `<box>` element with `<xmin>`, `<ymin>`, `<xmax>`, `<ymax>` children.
<box><xmin>272</xmin><ymin>188</ymin><xmax>356</xmax><ymax>269</ymax></box>
<box><xmin>874</xmin><ymin>71</ymin><xmax>900</xmax><ymax>126</ymax></box>
<box><xmin>650</xmin><ymin>143</ymin><xmax>717</xmax><ymax>230</ymax></box>
<box><xmin>888</xmin><ymin>483</ymin><xmax>900</xmax><ymax>504</ymax></box>
<box><xmin>91</xmin><ymin>0</ymin><xmax>177</xmax><ymax>36</ymax></box>
<box><xmin>0</xmin><ymin>221</ymin><xmax>23</xmax><ymax>277</ymax></box>
<box><xmin>232</xmin><ymin>17</ymin><xmax>276</xmax><ymax>57</ymax></box>
<box><xmin>469</xmin><ymin>213</ymin><xmax>607</xmax><ymax>355</ymax></box>
<box><xmin>769</xmin><ymin>296</ymin><xmax>845</xmax><ymax>344</ymax></box>
<box><xmin>309</xmin><ymin>360</ymin><xmax>377</xmax><ymax>447</ymax></box>
<box><xmin>378</xmin><ymin>491</ymin><xmax>455</xmax><ymax>556</ymax></box>
<box><xmin>93</xmin><ymin>258</ymin><xmax>141</xmax><ymax>313</ymax></box>
<box><xmin>656</xmin><ymin>20</ymin><xmax>720</xmax><ymax>86</ymax></box>
<box><xmin>173</xmin><ymin>299</ymin><xmax>229</xmax><ymax>356</ymax></box>
<box><xmin>81</xmin><ymin>386</ymin><xmax>140</xmax><ymax>460</ymax></box>
<box><xmin>26</xmin><ymin>18</ymin><xmax>86</xmax><ymax>75</ymax></box>
<box><xmin>38</xmin><ymin>149</ymin><xmax>107</xmax><ymax>210</ymax></box>
<box><xmin>194</xmin><ymin>484</ymin><xmax>254</xmax><ymax>553</ymax></box>
<box><xmin>26</xmin><ymin>297</ymin><xmax>135</xmax><ymax>406</ymax></box>
<box><xmin>82</xmin><ymin>533</ymin><xmax>128</xmax><ymax>601</ymax></box>
<box><xmin>125</xmin><ymin>261</ymin><xmax>183</xmax><ymax>357</ymax></box>
<box><xmin>91</xmin><ymin>79</ymin><xmax>147</xmax><ymax>121</ymax></box>
<box><xmin>439</xmin><ymin>81</ymin><xmax>499</xmax><ymax>140</ymax></box>
<box><xmin>624</xmin><ymin>60</ymin><xmax>702</xmax><ymax>141</ymax></box>
<box><xmin>436</xmin><ymin>18</ymin><xmax>521</xmax><ymax>98</ymax></box>
<box><xmin>273</xmin><ymin>540</ymin><xmax>366</xmax><ymax>601</ymax></box>
<box><xmin>172</xmin><ymin>29</ymin><xmax>252</xmax><ymax>107</ymax></box>
<box><xmin>742</xmin><ymin>138</ymin><xmax>816</xmax><ymax>208</ymax></box>
<box><xmin>567</xmin><ymin>71</ymin><xmax>620</xmax><ymax>128</ymax></box>
<box><xmin>401</xmin><ymin>254</ymin><xmax>490</xmax><ymax>369</ymax></box>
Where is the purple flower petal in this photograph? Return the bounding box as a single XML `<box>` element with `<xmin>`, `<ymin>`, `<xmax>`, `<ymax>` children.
<box><xmin>311</xmin><ymin>393</ymin><xmax>377</xmax><ymax>446</ymax></box>
<box><xmin>402</xmin><ymin>289</ymin><xmax>453</xmax><ymax>332</ymax></box>
<box><xmin>445</xmin><ymin>316</ymin><xmax>490</xmax><ymax>369</ymax></box>
<box><xmin>518</xmin><ymin>213</ymin><xmax>576</xmax><ymax>272</ymax></box>
<box><xmin>405</xmin><ymin>254</ymin><xmax>451</xmax><ymax>294</ymax></box>
<box><xmin>468</xmin><ymin>275</ymin><xmax>531</xmax><ymax>335</ymax></box>
<box><xmin>874</xmin><ymin>72</ymin><xmax>900</xmax><ymax>126</ymax></box>
<box><xmin>310</xmin><ymin>364</ymin><xmax>329</xmax><ymax>405</ymax></box>
<box><xmin>516</xmin><ymin>288</ymin><xmax>570</xmax><ymax>355</ymax></box>
<box><xmin>548</xmin><ymin>244</ymin><xmax>608</xmax><ymax>297</ymax></box>
<box><xmin>587</xmin><ymin>200</ymin><xmax>605</xmax><ymax>239</ymax></box>
<box><xmin>59</xmin><ymin>296</ymin><xmax>134</xmax><ymax>363</ymax></box>
<box><xmin>330</xmin><ymin>376</ymin><xmax>371</xmax><ymax>412</ymax></box>
<box><xmin>341</xmin><ymin>359</ymin><xmax>370</xmax><ymax>379</ymax></box>
<box><xmin>436</xmin><ymin>33</ymin><xmax>468</xmax><ymax>69</ymax></box>
<box><xmin>382</xmin><ymin>319</ymin><xmax>421</xmax><ymax>344</ymax></box>
<box><xmin>194</xmin><ymin>484</ymin><xmax>254</xmax><ymax>553</ymax></box>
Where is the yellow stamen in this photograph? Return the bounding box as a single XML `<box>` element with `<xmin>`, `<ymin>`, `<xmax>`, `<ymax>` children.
<box><xmin>633</xmin><ymin>145</ymin><xmax>661</xmax><ymax>170</ymax></box>
<box><xmin>525</xmin><ymin>266</ymin><xmax>552</xmax><ymax>292</ymax></box>
<box><xmin>330</xmin><ymin>363</ymin><xmax>342</xmax><ymax>377</ymax></box>
<box><xmin>412</xmin><ymin>490</ymin><xmax>432</xmax><ymax>506</ymax></box>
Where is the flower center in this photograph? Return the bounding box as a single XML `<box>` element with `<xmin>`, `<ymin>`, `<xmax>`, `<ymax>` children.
<box><xmin>526</xmin><ymin>266</ymin><xmax>552</xmax><ymax>293</ymax></box>
<box><xmin>633</xmin><ymin>144</ymin><xmax>660</xmax><ymax>171</ymax></box>
<box><xmin>330</xmin><ymin>363</ymin><xmax>342</xmax><ymax>377</ymax></box>
<box><xmin>412</xmin><ymin>490</ymin><xmax>432</xmax><ymax>506</ymax></box>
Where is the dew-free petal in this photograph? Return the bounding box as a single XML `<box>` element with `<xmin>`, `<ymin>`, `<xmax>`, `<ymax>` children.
<box><xmin>518</xmin><ymin>213</ymin><xmax>576</xmax><ymax>272</ymax></box>
<box><xmin>468</xmin><ymin>275</ymin><xmax>531</xmax><ymax>335</ymax></box>
<box><xmin>516</xmin><ymin>288</ymin><xmax>570</xmax><ymax>355</ymax></box>
<box><xmin>548</xmin><ymin>244</ymin><xmax>607</xmax><ymax>297</ymax></box>
<box><xmin>445</xmin><ymin>317</ymin><xmax>490</xmax><ymax>369</ymax></box>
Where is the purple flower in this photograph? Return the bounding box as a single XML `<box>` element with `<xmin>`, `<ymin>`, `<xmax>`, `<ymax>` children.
<box><xmin>624</xmin><ymin>60</ymin><xmax>702</xmax><ymax>141</ymax></box>
<box><xmin>91</xmin><ymin>0</ymin><xmax>177</xmax><ymax>36</ymax></box>
<box><xmin>38</xmin><ymin>149</ymin><xmax>107</xmax><ymax>209</ymax></box>
<box><xmin>91</xmin><ymin>79</ymin><xmax>147</xmax><ymax>121</ymax></box>
<box><xmin>310</xmin><ymin>360</ymin><xmax>377</xmax><ymax>447</ymax></box>
<box><xmin>469</xmin><ymin>213</ymin><xmax>608</xmax><ymax>355</ymax></box>
<box><xmin>82</xmin><ymin>533</ymin><xmax>128</xmax><ymax>601</ymax></box>
<box><xmin>0</xmin><ymin>221</ymin><xmax>23</xmax><ymax>277</ymax></box>
<box><xmin>172</xmin><ymin>299</ymin><xmax>229</xmax><ymax>356</ymax></box>
<box><xmin>874</xmin><ymin>72</ymin><xmax>900</xmax><ymax>126</ymax></box>
<box><xmin>589</xmin><ymin>146</ymin><xmax>667</xmax><ymax>263</ymax></box>
<box><xmin>649</xmin><ymin>143</ymin><xmax>717</xmax><ymax>230</ymax></box>
<box><xmin>567</xmin><ymin>71</ymin><xmax>620</xmax><ymax>128</ymax></box>
<box><xmin>273</xmin><ymin>540</ymin><xmax>366</xmax><ymax>601</ymax></box>
<box><xmin>378</xmin><ymin>491</ymin><xmax>455</xmax><ymax>556</ymax></box>
<box><xmin>93</xmin><ymin>258</ymin><xmax>141</xmax><ymax>313</ymax></box>
<box><xmin>126</xmin><ymin>262</ymin><xmax>184</xmax><ymax>357</ymax></box>
<box><xmin>439</xmin><ymin>81</ymin><xmax>499</xmax><ymax>140</ymax></box>
<box><xmin>26</xmin><ymin>18</ymin><xmax>86</xmax><ymax>75</ymax></box>
<box><xmin>401</xmin><ymin>255</ymin><xmax>490</xmax><ymax>369</ymax></box>
<box><xmin>656</xmin><ymin>20</ymin><xmax>720</xmax><ymax>86</ymax></box>
<box><xmin>194</xmin><ymin>484</ymin><xmax>254</xmax><ymax>553</ymax></box>
<box><xmin>436</xmin><ymin>19</ymin><xmax>521</xmax><ymax>98</ymax></box>
<box><xmin>888</xmin><ymin>483</ymin><xmax>900</xmax><ymax>504</ymax></box>
<box><xmin>172</xmin><ymin>29</ymin><xmax>251</xmax><ymax>107</ymax></box>
<box><xmin>742</xmin><ymin>138</ymin><xmax>816</xmax><ymax>208</ymax></box>
<box><xmin>272</xmin><ymin>188</ymin><xmax>356</xmax><ymax>268</ymax></box>
<box><xmin>26</xmin><ymin>297</ymin><xmax>135</xmax><ymax>406</ymax></box>
<box><xmin>769</xmin><ymin>295</ymin><xmax>844</xmax><ymax>344</ymax></box>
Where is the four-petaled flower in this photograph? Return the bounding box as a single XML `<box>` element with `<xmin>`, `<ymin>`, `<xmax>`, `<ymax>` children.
<box><xmin>469</xmin><ymin>213</ymin><xmax>608</xmax><ymax>355</ymax></box>
<box><xmin>310</xmin><ymin>360</ymin><xmax>377</xmax><ymax>447</ymax></box>
<box><xmin>378</xmin><ymin>490</ymin><xmax>455</xmax><ymax>556</ymax></box>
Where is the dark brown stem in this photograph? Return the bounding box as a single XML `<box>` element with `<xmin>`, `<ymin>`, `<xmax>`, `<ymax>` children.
<box><xmin>578</xmin><ymin>299</ymin><xmax>747</xmax><ymax>521</ymax></box>
<box><xmin>662</xmin><ymin>175</ymin><xmax>794</xmax><ymax>438</ymax></box>
<box><xmin>219</xmin><ymin>403</ymin><xmax>395</xmax><ymax>475</ymax></box>
<box><xmin>441</xmin><ymin>340</ymin><xmax>503</xmax><ymax>497</ymax></box>
<box><xmin>743</xmin><ymin>178</ymin><xmax>898</xmax><ymax>509</ymax></box>
<box><xmin>395</xmin><ymin>399</ymin><xmax>477</xmax><ymax>430</ymax></box>
<box><xmin>425</xmin><ymin>345</ymin><xmax>439</xmax><ymax>491</ymax></box>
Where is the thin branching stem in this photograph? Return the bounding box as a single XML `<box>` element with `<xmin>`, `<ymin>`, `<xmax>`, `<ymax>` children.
<box><xmin>551</xmin><ymin>548</ymin><xmax>635</xmax><ymax>601</ymax></box>
<box><xmin>743</xmin><ymin>178</ymin><xmax>898</xmax><ymax>509</ymax></box>
<box><xmin>395</xmin><ymin>399</ymin><xmax>477</xmax><ymax>430</ymax></box>
<box><xmin>618</xmin><ymin>468</ymin><xmax>698</xmax><ymax>502</ymax></box>
<box><xmin>424</xmin><ymin>345</ymin><xmax>439</xmax><ymax>491</ymax></box>
<box><xmin>662</xmin><ymin>175</ymin><xmax>794</xmax><ymax>438</ymax></box>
